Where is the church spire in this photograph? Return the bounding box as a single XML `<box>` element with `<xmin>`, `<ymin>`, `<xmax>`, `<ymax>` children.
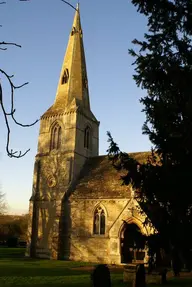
<box><xmin>46</xmin><ymin>4</ymin><xmax>90</xmax><ymax>115</ymax></box>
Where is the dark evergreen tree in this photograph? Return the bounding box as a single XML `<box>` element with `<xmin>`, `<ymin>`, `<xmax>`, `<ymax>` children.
<box><xmin>108</xmin><ymin>0</ymin><xmax>192</xmax><ymax>272</ymax></box>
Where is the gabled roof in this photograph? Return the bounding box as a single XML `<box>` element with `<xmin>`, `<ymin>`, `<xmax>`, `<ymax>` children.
<box><xmin>71</xmin><ymin>152</ymin><xmax>150</xmax><ymax>199</ymax></box>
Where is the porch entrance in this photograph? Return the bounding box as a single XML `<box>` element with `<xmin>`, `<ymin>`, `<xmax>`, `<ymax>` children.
<box><xmin>120</xmin><ymin>222</ymin><xmax>146</xmax><ymax>264</ymax></box>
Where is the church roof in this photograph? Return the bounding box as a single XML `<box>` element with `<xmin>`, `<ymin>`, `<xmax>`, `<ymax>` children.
<box><xmin>71</xmin><ymin>152</ymin><xmax>150</xmax><ymax>199</ymax></box>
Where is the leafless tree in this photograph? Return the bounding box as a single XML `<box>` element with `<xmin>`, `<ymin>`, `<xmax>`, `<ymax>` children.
<box><xmin>0</xmin><ymin>190</ymin><xmax>7</xmax><ymax>215</ymax></box>
<box><xmin>0</xmin><ymin>0</ymin><xmax>76</xmax><ymax>159</ymax></box>
<box><xmin>0</xmin><ymin>0</ymin><xmax>38</xmax><ymax>158</ymax></box>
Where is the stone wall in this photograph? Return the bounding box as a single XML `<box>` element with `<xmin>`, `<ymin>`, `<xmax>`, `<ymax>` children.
<box><xmin>27</xmin><ymin>105</ymin><xmax>99</xmax><ymax>260</ymax></box>
<box><xmin>70</xmin><ymin>198</ymin><xmax>149</xmax><ymax>264</ymax></box>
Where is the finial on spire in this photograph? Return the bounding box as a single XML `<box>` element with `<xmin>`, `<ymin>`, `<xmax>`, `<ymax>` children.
<box><xmin>76</xmin><ymin>2</ymin><xmax>79</xmax><ymax>11</ymax></box>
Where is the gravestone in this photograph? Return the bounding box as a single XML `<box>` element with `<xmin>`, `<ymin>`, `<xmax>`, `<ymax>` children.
<box><xmin>91</xmin><ymin>264</ymin><xmax>111</xmax><ymax>287</ymax></box>
<box><xmin>133</xmin><ymin>264</ymin><xmax>146</xmax><ymax>287</ymax></box>
<box><xmin>172</xmin><ymin>248</ymin><xmax>181</xmax><ymax>277</ymax></box>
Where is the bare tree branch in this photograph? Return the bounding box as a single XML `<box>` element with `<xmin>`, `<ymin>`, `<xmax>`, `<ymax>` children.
<box><xmin>0</xmin><ymin>1</ymin><xmax>40</xmax><ymax>158</ymax></box>
<box><xmin>0</xmin><ymin>41</ymin><xmax>22</xmax><ymax>48</ymax></box>
<box><xmin>0</xmin><ymin>69</ymin><xmax>39</xmax><ymax>158</ymax></box>
<box><xmin>0</xmin><ymin>0</ymin><xmax>76</xmax><ymax>158</ymax></box>
<box><xmin>60</xmin><ymin>0</ymin><xmax>77</xmax><ymax>11</ymax></box>
<box><xmin>0</xmin><ymin>0</ymin><xmax>29</xmax><ymax>2</ymax></box>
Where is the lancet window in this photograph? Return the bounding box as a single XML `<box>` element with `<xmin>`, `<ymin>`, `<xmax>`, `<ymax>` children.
<box><xmin>84</xmin><ymin>126</ymin><xmax>91</xmax><ymax>149</ymax></box>
<box><xmin>50</xmin><ymin>123</ymin><xmax>62</xmax><ymax>150</ymax></box>
<box><xmin>71</xmin><ymin>26</ymin><xmax>77</xmax><ymax>36</ymax></box>
<box><xmin>93</xmin><ymin>207</ymin><xmax>106</xmax><ymax>235</ymax></box>
<box><xmin>61</xmin><ymin>68</ymin><xmax>69</xmax><ymax>85</ymax></box>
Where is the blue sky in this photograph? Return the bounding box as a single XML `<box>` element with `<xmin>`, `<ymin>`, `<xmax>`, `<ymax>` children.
<box><xmin>0</xmin><ymin>0</ymin><xmax>150</xmax><ymax>214</ymax></box>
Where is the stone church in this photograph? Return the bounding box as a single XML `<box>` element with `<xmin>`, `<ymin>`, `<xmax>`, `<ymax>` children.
<box><xmin>26</xmin><ymin>4</ymin><xmax>152</xmax><ymax>264</ymax></box>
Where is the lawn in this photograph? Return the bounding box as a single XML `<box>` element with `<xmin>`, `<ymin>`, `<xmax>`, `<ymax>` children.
<box><xmin>0</xmin><ymin>248</ymin><xmax>192</xmax><ymax>287</ymax></box>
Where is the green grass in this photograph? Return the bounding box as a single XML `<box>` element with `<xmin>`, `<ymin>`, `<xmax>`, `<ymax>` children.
<box><xmin>0</xmin><ymin>248</ymin><xmax>125</xmax><ymax>287</ymax></box>
<box><xmin>0</xmin><ymin>247</ymin><xmax>25</xmax><ymax>258</ymax></box>
<box><xmin>0</xmin><ymin>248</ymin><xmax>192</xmax><ymax>286</ymax></box>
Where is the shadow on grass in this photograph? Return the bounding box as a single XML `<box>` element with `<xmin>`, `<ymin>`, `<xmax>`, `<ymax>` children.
<box><xmin>0</xmin><ymin>247</ymin><xmax>26</xmax><ymax>260</ymax></box>
<box><xmin>146</xmin><ymin>276</ymin><xmax>192</xmax><ymax>287</ymax></box>
<box><xmin>162</xmin><ymin>277</ymin><xmax>192</xmax><ymax>286</ymax></box>
<box><xmin>0</xmin><ymin>265</ymin><xmax>90</xmax><ymax>277</ymax></box>
<box><xmin>0</xmin><ymin>249</ymin><xmax>192</xmax><ymax>287</ymax></box>
<box><xmin>0</xmin><ymin>248</ymin><xmax>96</xmax><ymax>277</ymax></box>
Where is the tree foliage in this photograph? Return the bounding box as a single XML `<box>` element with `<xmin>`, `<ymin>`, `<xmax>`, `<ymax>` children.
<box><xmin>0</xmin><ymin>214</ymin><xmax>28</xmax><ymax>241</ymax></box>
<box><xmin>108</xmin><ymin>0</ymin><xmax>192</xmax><ymax>260</ymax></box>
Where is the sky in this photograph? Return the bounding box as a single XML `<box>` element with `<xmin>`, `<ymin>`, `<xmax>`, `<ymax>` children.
<box><xmin>0</xmin><ymin>0</ymin><xmax>150</xmax><ymax>215</ymax></box>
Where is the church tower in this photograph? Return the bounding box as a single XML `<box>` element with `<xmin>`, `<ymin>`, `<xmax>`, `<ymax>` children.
<box><xmin>26</xmin><ymin>4</ymin><xmax>99</xmax><ymax>259</ymax></box>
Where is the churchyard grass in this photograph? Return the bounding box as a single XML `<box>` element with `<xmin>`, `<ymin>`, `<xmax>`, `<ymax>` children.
<box><xmin>0</xmin><ymin>248</ymin><xmax>192</xmax><ymax>286</ymax></box>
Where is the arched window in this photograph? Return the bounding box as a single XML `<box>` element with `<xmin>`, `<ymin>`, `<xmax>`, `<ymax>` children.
<box><xmin>61</xmin><ymin>68</ymin><xmax>69</xmax><ymax>85</ymax></box>
<box><xmin>50</xmin><ymin>123</ymin><xmax>62</xmax><ymax>150</ymax></box>
<box><xmin>93</xmin><ymin>211</ymin><xmax>100</xmax><ymax>234</ymax></box>
<box><xmin>84</xmin><ymin>126</ymin><xmax>91</xmax><ymax>149</ymax></box>
<box><xmin>57</xmin><ymin>126</ymin><xmax>62</xmax><ymax>148</ymax></box>
<box><xmin>93</xmin><ymin>207</ymin><xmax>106</xmax><ymax>235</ymax></box>
<box><xmin>100</xmin><ymin>210</ymin><xmax>105</xmax><ymax>235</ymax></box>
<box><xmin>71</xmin><ymin>26</ymin><xmax>77</xmax><ymax>36</ymax></box>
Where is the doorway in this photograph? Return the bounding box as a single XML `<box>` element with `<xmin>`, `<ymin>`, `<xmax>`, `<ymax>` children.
<box><xmin>120</xmin><ymin>222</ymin><xmax>146</xmax><ymax>263</ymax></box>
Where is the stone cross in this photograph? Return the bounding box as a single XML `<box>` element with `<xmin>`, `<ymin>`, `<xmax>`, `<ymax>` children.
<box><xmin>130</xmin><ymin>185</ymin><xmax>135</xmax><ymax>199</ymax></box>
<box><xmin>128</xmin><ymin>205</ymin><xmax>135</xmax><ymax>216</ymax></box>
